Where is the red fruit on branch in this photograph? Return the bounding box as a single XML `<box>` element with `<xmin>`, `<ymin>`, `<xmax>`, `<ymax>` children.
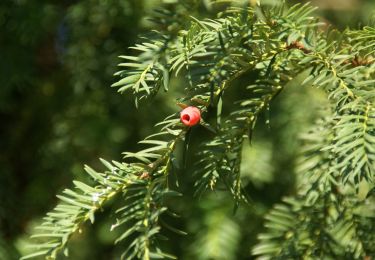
<box><xmin>180</xmin><ymin>106</ymin><xmax>201</xmax><ymax>126</ymax></box>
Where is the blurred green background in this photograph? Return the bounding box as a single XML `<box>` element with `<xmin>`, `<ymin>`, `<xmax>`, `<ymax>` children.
<box><xmin>0</xmin><ymin>0</ymin><xmax>374</xmax><ymax>259</ymax></box>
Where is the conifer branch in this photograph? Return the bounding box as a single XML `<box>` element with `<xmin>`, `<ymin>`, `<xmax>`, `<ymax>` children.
<box><xmin>22</xmin><ymin>2</ymin><xmax>375</xmax><ymax>259</ymax></box>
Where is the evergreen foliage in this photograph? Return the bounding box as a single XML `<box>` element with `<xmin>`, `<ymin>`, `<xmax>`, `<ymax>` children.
<box><xmin>22</xmin><ymin>0</ymin><xmax>375</xmax><ymax>259</ymax></box>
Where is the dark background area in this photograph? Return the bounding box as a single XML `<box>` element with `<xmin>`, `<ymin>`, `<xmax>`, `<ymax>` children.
<box><xmin>0</xmin><ymin>0</ymin><xmax>374</xmax><ymax>259</ymax></box>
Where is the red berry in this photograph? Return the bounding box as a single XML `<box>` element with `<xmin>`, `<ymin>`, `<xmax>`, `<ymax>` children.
<box><xmin>180</xmin><ymin>106</ymin><xmax>201</xmax><ymax>126</ymax></box>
